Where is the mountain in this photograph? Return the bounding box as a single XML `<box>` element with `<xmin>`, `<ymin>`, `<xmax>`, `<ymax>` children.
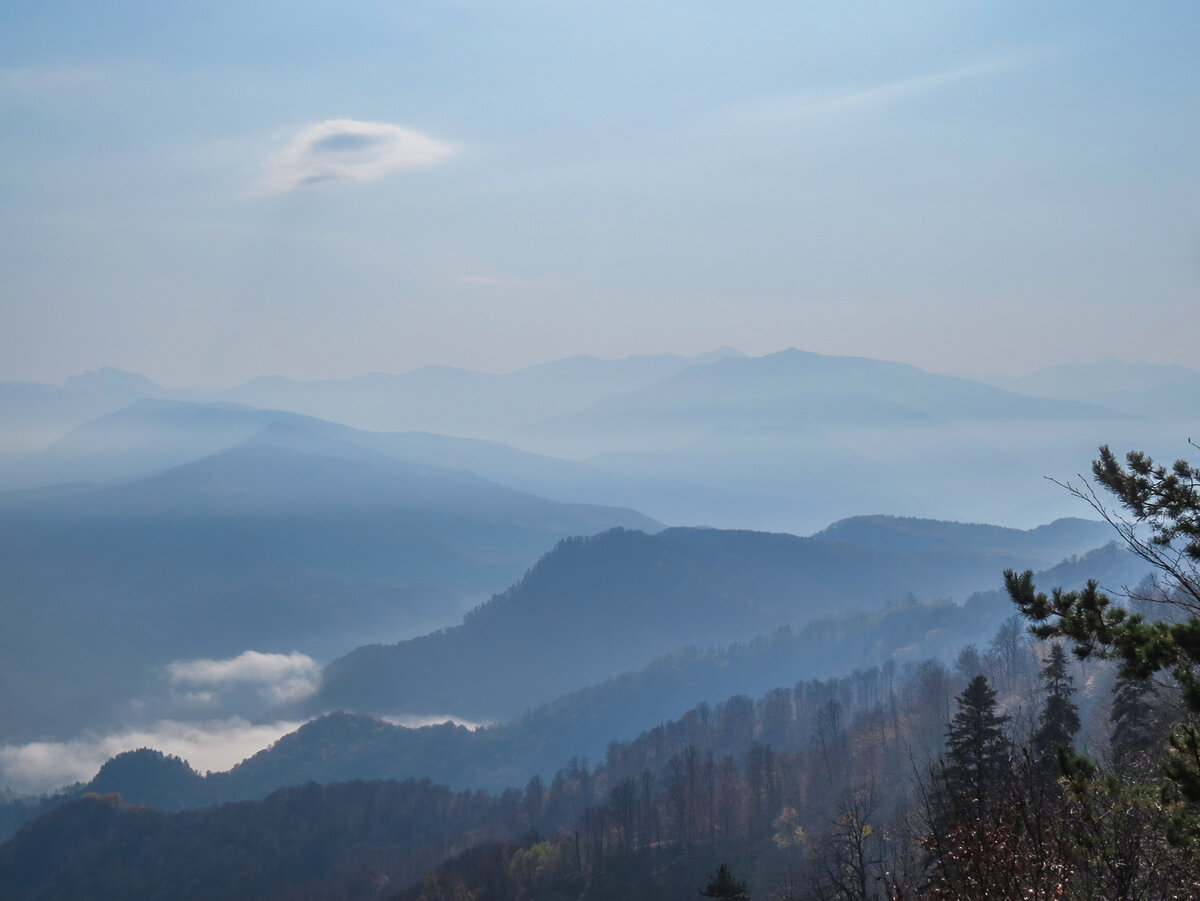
<box><xmin>981</xmin><ymin>356</ymin><xmax>1200</xmax><ymax>420</ymax></box>
<box><xmin>3</xmin><ymin>352</ymin><xmax>1168</xmax><ymax>533</ymax></box>
<box><xmin>183</xmin><ymin>538</ymin><xmax>1166</xmax><ymax>802</ymax></box>
<box><xmin>238</xmin><ymin>418</ymin><xmax>734</xmax><ymax>526</ymax></box>
<box><xmin>0</xmin><ymin>367</ymin><xmax>164</xmax><ymax>456</ymax></box>
<box><xmin>0</xmin><ymin>779</ymin><xmax>521</xmax><ymax>901</ymax></box>
<box><xmin>293</xmin><ymin>518</ymin><xmax>1121</xmax><ymax>724</ymax></box>
<box><xmin>0</xmin><ymin>538</ymin><xmax>1146</xmax><ymax>854</ymax></box>
<box><xmin>221</xmin><ymin>348</ymin><xmax>746</xmax><ymax>437</ymax></box>
<box><xmin>0</xmin><ymin>399</ymin><xmax>319</xmax><ymax>489</ymax></box>
<box><xmin>515</xmin><ymin>348</ymin><xmax>1123</xmax><ymax>455</ymax></box>
<box><xmin>0</xmin><ymin>441</ymin><xmax>658</xmax><ymax>741</ymax></box>
<box><xmin>0</xmin><ymin>531</ymin><xmax>1151</xmax><ymax>899</ymax></box>
<box><xmin>0</xmin><ymin>400</ymin><xmax>740</xmax><ymax>530</ymax></box>
<box><xmin>499</xmin><ymin>348</ymin><xmax>1169</xmax><ymax>532</ymax></box>
<box><xmin>811</xmin><ymin>515</ymin><xmax>1113</xmax><ymax>561</ymax></box>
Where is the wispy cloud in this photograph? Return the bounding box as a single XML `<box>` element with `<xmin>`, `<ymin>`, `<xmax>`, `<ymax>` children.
<box><xmin>745</xmin><ymin>57</ymin><xmax>1031</xmax><ymax>122</ymax></box>
<box><xmin>166</xmin><ymin>650</ymin><xmax>319</xmax><ymax>704</ymax></box>
<box><xmin>261</xmin><ymin>119</ymin><xmax>455</xmax><ymax>191</ymax></box>
<box><xmin>0</xmin><ymin>717</ymin><xmax>306</xmax><ymax>795</ymax></box>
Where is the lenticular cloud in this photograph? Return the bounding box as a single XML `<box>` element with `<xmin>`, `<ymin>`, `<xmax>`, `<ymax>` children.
<box><xmin>261</xmin><ymin>119</ymin><xmax>454</xmax><ymax>191</ymax></box>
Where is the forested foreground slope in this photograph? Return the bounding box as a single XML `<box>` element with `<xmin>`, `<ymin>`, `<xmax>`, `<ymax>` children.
<box><xmin>0</xmin><ymin>541</ymin><xmax>1146</xmax><ymax>854</ymax></box>
<box><xmin>0</xmin><ymin>659</ymin><xmax>970</xmax><ymax>899</ymax></box>
<box><xmin>2</xmin><ymin>622</ymin><xmax>1179</xmax><ymax>901</ymax></box>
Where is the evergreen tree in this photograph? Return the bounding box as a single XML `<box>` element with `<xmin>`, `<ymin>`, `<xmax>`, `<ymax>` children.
<box><xmin>699</xmin><ymin>863</ymin><xmax>749</xmax><ymax>899</ymax></box>
<box><xmin>1032</xmin><ymin>643</ymin><xmax>1081</xmax><ymax>758</ymax></box>
<box><xmin>943</xmin><ymin>675</ymin><xmax>1010</xmax><ymax>809</ymax></box>
<box><xmin>1110</xmin><ymin>671</ymin><xmax>1157</xmax><ymax>770</ymax></box>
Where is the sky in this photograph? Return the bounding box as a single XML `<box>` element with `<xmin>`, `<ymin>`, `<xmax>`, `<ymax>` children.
<box><xmin>1</xmin><ymin>0</ymin><xmax>1197</xmax><ymax>388</ymax></box>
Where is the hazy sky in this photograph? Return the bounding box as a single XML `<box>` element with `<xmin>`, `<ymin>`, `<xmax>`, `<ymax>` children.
<box><xmin>1</xmin><ymin>1</ymin><xmax>1197</xmax><ymax>387</ymax></box>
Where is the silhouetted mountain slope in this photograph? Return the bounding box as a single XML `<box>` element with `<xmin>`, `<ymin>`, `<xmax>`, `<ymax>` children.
<box><xmin>0</xmin><ymin>780</ymin><xmax>515</xmax><ymax>901</ymax></box>
<box><xmin>0</xmin><ymin>444</ymin><xmax>657</xmax><ymax>741</ymax></box>
<box><xmin>297</xmin><ymin>519</ymin><xmax>1124</xmax><ymax>724</ymax></box>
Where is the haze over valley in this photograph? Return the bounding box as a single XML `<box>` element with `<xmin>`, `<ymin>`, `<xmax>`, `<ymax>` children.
<box><xmin>0</xmin><ymin>345</ymin><xmax>1181</xmax><ymax>780</ymax></box>
<box><xmin>3</xmin><ymin>1</ymin><xmax>1198</xmax><ymax>897</ymax></box>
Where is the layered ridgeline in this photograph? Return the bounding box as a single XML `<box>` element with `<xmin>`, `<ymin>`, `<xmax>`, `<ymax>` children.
<box><xmin>978</xmin><ymin>355</ymin><xmax>1200</xmax><ymax>420</ymax></box>
<box><xmin>0</xmin><ymin>396</ymin><xmax>730</xmax><ymax>526</ymax></box>
<box><xmin>3</xmin><ymin>538</ymin><xmax>1134</xmax><ymax>839</ymax></box>
<box><xmin>0</xmin><ymin>367</ymin><xmax>166</xmax><ymax>457</ymax></box>
<box><xmin>0</xmin><ymin>591</ymin><xmax>1150</xmax><ymax>901</ymax></box>
<box><xmin>4</xmin><ymin>350</ymin><xmax>1194</xmax><ymax>533</ymax></box>
<box><xmin>0</xmin><ymin>429</ymin><xmax>657</xmax><ymax>741</ymax></box>
<box><xmin>509</xmin><ymin>348</ymin><xmax>1178</xmax><ymax>532</ymax></box>
<box><xmin>0</xmin><ymin>349</ymin><xmax>744</xmax><ymax>462</ymax></box>
<box><xmin>221</xmin><ymin>348</ymin><xmax>746</xmax><ymax>436</ymax></box>
<box><xmin>0</xmin><ymin>663</ymin><xmax>918</xmax><ymax>900</ymax></box>
<box><xmin>292</xmin><ymin>516</ymin><xmax>1116</xmax><ymax>724</ymax></box>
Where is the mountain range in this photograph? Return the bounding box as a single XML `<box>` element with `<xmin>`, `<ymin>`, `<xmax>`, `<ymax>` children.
<box><xmin>0</xmin><ymin>436</ymin><xmax>655</xmax><ymax>741</ymax></box>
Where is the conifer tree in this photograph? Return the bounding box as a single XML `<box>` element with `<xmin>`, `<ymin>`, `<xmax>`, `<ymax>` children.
<box><xmin>699</xmin><ymin>863</ymin><xmax>750</xmax><ymax>899</ymax></box>
<box><xmin>943</xmin><ymin>674</ymin><xmax>1010</xmax><ymax>809</ymax></box>
<box><xmin>1032</xmin><ymin>643</ymin><xmax>1081</xmax><ymax>758</ymax></box>
<box><xmin>1110</xmin><ymin>671</ymin><xmax>1157</xmax><ymax>770</ymax></box>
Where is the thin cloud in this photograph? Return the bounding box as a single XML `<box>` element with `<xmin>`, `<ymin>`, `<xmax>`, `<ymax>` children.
<box><xmin>745</xmin><ymin>56</ymin><xmax>1032</xmax><ymax>122</ymax></box>
<box><xmin>261</xmin><ymin>118</ymin><xmax>455</xmax><ymax>191</ymax></box>
<box><xmin>166</xmin><ymin>650</ymin><xmax>319</xmax><ymax>704</ymax></box>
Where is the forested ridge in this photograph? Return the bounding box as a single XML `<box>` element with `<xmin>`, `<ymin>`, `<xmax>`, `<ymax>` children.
<box><xmin>0</xmin><ymin>538</ymin><xmax>1142</xmax><ymax>847</ymax></box>
<box><xmin>1</xmin><ymin>614</ymin><xmax>1184</xmax><ymax>899</ymax></box>
<box><xmin>296</xmin><ymin>518</ymin><xmax>1117</xmax><ymax>723</ymax></box>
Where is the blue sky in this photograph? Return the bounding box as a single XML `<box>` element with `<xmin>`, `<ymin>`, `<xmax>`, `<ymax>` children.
<box><xmin>1</xmin><ymin>1</ymin><xmax>1197</xmax><ymax>387</ymax></box>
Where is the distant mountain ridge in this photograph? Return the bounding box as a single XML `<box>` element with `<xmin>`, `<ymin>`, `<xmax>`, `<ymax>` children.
<box><xmin>812</xmin><ymin>514</ymin><xmax>1111</xmax><ymax>559</ymax></box>
<box><xmin>1</xmin><ymin>349</ymin><xmax>1184</xmax><ymax>532</ymax></box>
<box><xmin>515</xmin><ymin>347</ymin><xmax>1125</xmax><ymax>455</ymax></box>
<box><xmin>978</xmin><ymin>356</ymin><xmax>1200</xmax><ymax>419</ymax></box>
<box><xmin>221</xmin><ymin>347</ymin><xmax>747</xmax><ymax>436</ymax></box>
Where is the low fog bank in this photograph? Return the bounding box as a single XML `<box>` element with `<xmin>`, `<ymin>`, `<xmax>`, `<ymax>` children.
<box><xmin>0</xmin><ymin>710</ymin><xmax>492</xmax><ymax>798</ymax></box>
<box><xmin>0</xmin><ymin>717</ymin><xmax>308</xmax><ymax>796</ymax></box>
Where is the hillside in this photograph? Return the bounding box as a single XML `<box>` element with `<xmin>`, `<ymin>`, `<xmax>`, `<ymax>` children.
<box><xmin>294</xmin><ymin>518</ymin><xmax>1123</xmax><ymax>723</ymax></box>
<box><xmin>0</xmin><ymin>442</ymin><xmax>657</xmax><ymax>741</ymax></box>
<box><xmin>0</xmin><ymin>399</ymin><xmax>319</xmax><ymax>489</ymax></box>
